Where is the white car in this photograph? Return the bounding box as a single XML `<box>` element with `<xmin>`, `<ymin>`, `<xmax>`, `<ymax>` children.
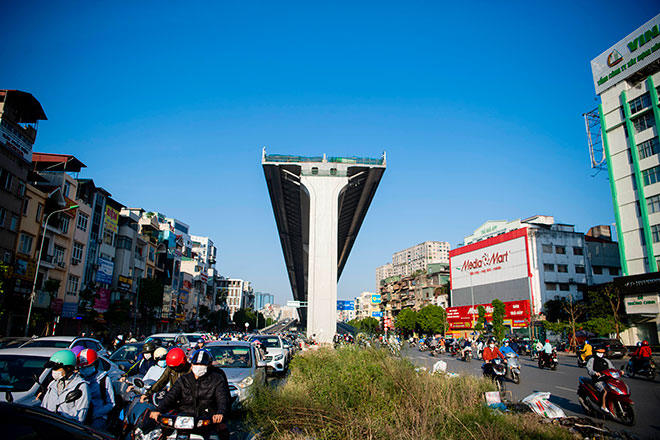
<box><xmin>0</xmin><ymin>347</ymin><xmax>122</xmax><ymax>405</ymax></box>
<box><xmin>145</xmin><ymin>333</ymin><xmax>191</xmax><ymax>351</ymax></box>
<box><xmin>20</xmin><ymin>336</ymin><xmax>108</xmax><ymax>357</ymax></box>
<box><xmin>249</xmin><ymin>335</ymin><xmax>287</xmax><ymax>375</ymax></box>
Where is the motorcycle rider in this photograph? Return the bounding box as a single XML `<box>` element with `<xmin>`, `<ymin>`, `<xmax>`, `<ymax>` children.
<box><xmin>143</xmin><ymin>347</ymin><xmax>169</xmax><ymax>382</ymax></box>
<box><xmin>41</xmin><ymin>350</ymin><xmax>90</xmax><ymax>423</ymax></box>
<box><xmin>481</xmin><ymin>338</ymin><xmax>506</xmax><ymax>375</ymax></box>
<box><xmin>141</xmin><ymin>347</ymin><xmax>191</xmax><ymax>403</ymax></box>
<box><xmin>125</xmin><ymin>341</ymin><xmax>157</xmax><ymax>377</ymax></box>
<box><xmin>77</xmin><ymin>348</ymin><xmax>115</xmax><ymax>429</ymax></box>
<box><xmin>629</xmin><ymin>340</ymin><xmax>653</xmax><ymax>373</ymax></box>
<box><xmin>586</xmin><ymin>347</ymin><xmax>620</xmax><ymax>413</ymax></box>
<box><xmin>541</xmin><ymin>339</ymin><xmax>553</xmax><ymax>365</ymax></box>
<box><xmin>461</xmin><ymin>338</ymin><xmax>473</xmax><ymax>359</ymax></box>
<box><xmin>150</xmin><ymin>349</ymin><xmax>231</xmax><ymax>439</ymax></box>
<box><xmin>579</xmin><ymin>340</ymin><xmax>593</xmax><ymax>365</ymax></box>
<box><xmin>500</xmin><ymin>339</ymin><xmax>516</xmax><ymax>357</ymax></box>
<box><xmin>194</xmin><ymin>338</ymin><xmax>205</xmax><ymax>351</ymax></box>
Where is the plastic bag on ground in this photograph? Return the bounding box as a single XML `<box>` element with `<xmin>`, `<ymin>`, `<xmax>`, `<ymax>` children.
<box><xmin>521</xmin><ymin>392</ymin><xmax>566</xmax><ymax>419</ymax></box>
<box><xmin>432</xmin><ymin>360</ymin><xmax>447</xmax><ymax>374</ymax></box>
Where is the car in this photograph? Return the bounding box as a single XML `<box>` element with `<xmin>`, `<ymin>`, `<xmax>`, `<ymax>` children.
<box><xmin>249</xmin><ymin>335</ymin><xmax>287</xmax><ymax>375</ymax></box>
<box><xmin>0</xmin><ymin>337</ymin><xmax>32</xmax><ymax>349</ymax></box>
<box><xmin>20</xmin><ymin>336</ymin><xmax>108</xmax><ymax>356</ymax></box>
<box><xmin>0</xmin><ymin>402</ymin><xmax>115</xmax><ymax>440</ymax></box>
<box><xmin>205</xmin><ymin>341</ymin><xmax>266</xmax><ymax>406</ymax></box>
<box><xmin>0</xmin><ymin>347</ymin><xmax>123</xmax><ymax>405</ymax></box>
<box><xmin>589</xmin><ymin>337</ymin><xmax>627</xmax><ymax>359</ymax></box>
<box><xmin>145</xmin><ymin>333</ymin><xmax>191</xmax><ymax>351</ymax></box>
<box><xmin>108</xmin><ymin>342</ymin><xmax>144</xmax><ymax>372</ymax></box>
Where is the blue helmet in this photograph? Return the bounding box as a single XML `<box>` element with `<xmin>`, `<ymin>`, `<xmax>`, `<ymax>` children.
<box><xmin>190</xmin><ymin>349</ymin><xmax>213</xmax><ymax>365</ymax></box>
<box><xmin>197</xmin><ymin>338</ymin><xmax>205</xmax><ymax>345</ymax></box>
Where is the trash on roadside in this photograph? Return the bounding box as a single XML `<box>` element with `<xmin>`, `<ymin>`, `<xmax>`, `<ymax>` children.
<box><xmin>415</xmin><ymin>367</ymin><xmax>427</xmax><ymax>372</ymax></box>
<box><xmin>521</xmin><ymin>392</ymin><xmax>566</xmax><ymax>419</ymax></box>
<box><xmin>484</xmin><ymin>391</ymin><xmax>501</xmax><ymax>406</ymax></box>
<box><xmin>432</xmin><ymin>360</ymin><xmax>447</xmax><ymax>374</ymax></box>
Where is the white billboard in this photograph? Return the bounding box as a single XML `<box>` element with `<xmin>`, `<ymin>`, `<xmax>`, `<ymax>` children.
<box><xmin>451</xmin><ymin>234</ymin><xmax>528</xmax><ymax>290</ymax></box>
<box><xmin>591</xmin><ymin>13</ymin><xmax>660</xmax><ymax>95</ymax></box>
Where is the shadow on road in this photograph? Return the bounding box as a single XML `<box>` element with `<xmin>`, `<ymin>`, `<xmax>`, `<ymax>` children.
<box><xmin>547</xmin><ymin>393</ymin><xmax>583</xmax><ymax>414</ymax></box>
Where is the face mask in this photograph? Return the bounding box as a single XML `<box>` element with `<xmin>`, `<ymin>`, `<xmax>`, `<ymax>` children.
<box><xmin>80</xmin><ymin>366</ymin><xmax>95</xmax><ymax>377</ymax></box>
<box><xmin>489</xmin><ymin>344</ymin><xmax>495</xmax><ymax>348</ymax></box>
<box><xmin>52</xmin><ymin>370</ymin><xmax>64</xmax><ymax>381</ymax></box>
<box><xmin>596</xmin><ymin>352</ymin><xmax>604</xmax><ymax>358</ymax></box>
<box><xmin>191</xmin><ymin>365</ymin><xmax>207</xmax><ymax>377</ymax></box>
<box><xmin>144</xmin><ymin>353</ymin><xmax>152</xmax><ymax>360</ymax></box>
<box><xmin>158</xmin><ymin>360</ymin><xmax>167</xmax><ymax>368</ymax></box>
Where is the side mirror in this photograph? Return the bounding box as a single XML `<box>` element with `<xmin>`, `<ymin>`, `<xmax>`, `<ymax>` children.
<box><xmin>65</xmin><ymin>389</ymin><xmax>83</xmax><ymax>403</ymax></box>
<box><xmin>133</xmin><ymin>378</ymin><xmax>145</xmax><ymax>389</ymax></box>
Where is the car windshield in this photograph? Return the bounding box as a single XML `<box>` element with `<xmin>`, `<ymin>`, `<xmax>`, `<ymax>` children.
<box><xmin>21</xmin><ymin>340</ymin><xmax>71</xmax><ymax>348</ymax></box>
<box><xmin>253</xmin><ymin>337</ymin><xmax>280</xmax><ymax>348</ymax></box>
<box><xmin>207</xmin><ymin>346</ymin><xmax>252</xmax><ymax>368</ymax></box>
<box><xmin>147</xmin><ymin>337</ymin><xmax>175</xmax><ymax>347</ymax></box>
<box><xmin>0</xmin><ymin>355</ymin><xmax>48</xmax><ymax>392</ymax></box>
<box><xmin>0</xmin><ymin>339</ymin><xmax>26</xmax><ymax>349</ymax></box>
<box><xmin>110</xmin><ymin>344</ymin><xmax>141</xmax><ymax>362</ymax></box>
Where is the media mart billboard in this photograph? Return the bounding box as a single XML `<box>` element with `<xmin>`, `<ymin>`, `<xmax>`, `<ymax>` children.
<box><xmin>591</xmin><ymin>13</ymin><xmax>660</xmax><ymax>95</ymax></box>
<box><xmin>450</xmin><ymin>229</ymin><xmax>531</xmax><ymax>307</ymax></box>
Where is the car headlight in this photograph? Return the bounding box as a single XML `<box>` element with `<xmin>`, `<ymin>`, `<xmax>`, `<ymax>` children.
<box><xmin>274</xmin><ymin>354</ymin><xmax>283</xmax><ymax>361</ymax></box>
<box><xmin>174</xmin><ymin>416</ymin><xmax>195</xmax><ymax>429</ymax></box>
<box><xmin>238</xmin><ymin>376</ymin><xmax>254</xmax><ymax>389</ymax></box>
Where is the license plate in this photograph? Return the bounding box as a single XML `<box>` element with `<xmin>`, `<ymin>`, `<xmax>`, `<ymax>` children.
<box><xmin>176</xmin><ymin>433</ymin><xmax>191</xmax><ymax>440</ymax></box>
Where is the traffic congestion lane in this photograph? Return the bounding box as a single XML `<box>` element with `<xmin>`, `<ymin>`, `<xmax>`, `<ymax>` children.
<box><xmin>402</xmin><ymin>346</ymin><xmax>660</xmax><ymax>440</ymax></box>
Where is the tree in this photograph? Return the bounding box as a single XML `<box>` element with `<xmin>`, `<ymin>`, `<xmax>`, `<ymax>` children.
<box><xmin>563</xmin><ymin>294</ymin><xmax>585</xmax><ymax>352</ymax></box>
<box><xmin>491</xmin><ymin>299</ymin><xmax>506</xmax><ymax>341</ymax></box>
<box><xmin>475</xmin><ymin>306</ymin><xmax>486</xmax><ymax>331</ymax></box>
<box><xmin>544</xmin><ymin>299</ymin><xmax>568</xmax><ymax>322</ymax></box>
<box><xmin>603</xmin><ymin>284</ymin><xmax>626</xmax><ymax>339</ymax></box>
<box><xmin>416</xmin><ymin>305</ymin><xmax>446</xmax><ymax>335</ymax></box>
<box><xmin>359</xmin><ymin>317</ymin><xmax>380</xmax><ymax>334</ymax></box>
<box><xmin>233</xmin><ymin>308</ymin><xmax>258</xmax><ymax>330</ymax></box>
<box><xmin>395</xmin><ymin>309</ymin><xmax>417</xmax><ymax>335</ymax></box>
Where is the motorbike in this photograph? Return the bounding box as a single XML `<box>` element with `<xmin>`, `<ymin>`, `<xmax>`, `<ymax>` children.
<box><xmin>418</xmin><ymin>341</ymin><xmax>430</xmax><ymax>352</ymax></box>
<box><xmin>482</xmin><ymin>358</ymin><xmax>506</xmax><ymax>391</ymax></box>
<box><xmin>133</xmin><ymin>411</ymin><xmax>222</xmax><ymax>440</ymax></box>
<box><xmin>430</xmin><ymin>345</ymin><xmax>444</xmax><ymax>357</ymax></box>
<box><xmin>625</xmin><ymin>357</ymin><xmax>657</xmax><ymax>381</ymax></box>
<box><xmin>538</xmin><ymin>349</ymin><xmax>558</xmax><ymax>370</ymax></box>
<box><xmin>461</xmin><ymin>347</ymin><xmax>473</xmax><ymax>363</ymax></box>
<box><xmin>578</xmin><ymin>368</ymin><xmax>635</xmax><ymax>426</ymax></box>
<box><xmin>506</xmin><ymin>352</ymin><xmax>521</xmax><ymax>384</ymax></box>
<box><xmin>577</xmin><ymin>352</ymin><xmax>591</xmax><ymax>368</ymax></box>
<box><xmin>449</xmin><ymin>345</ymin><xmax>460</xmax><ymax>357</ymax></box>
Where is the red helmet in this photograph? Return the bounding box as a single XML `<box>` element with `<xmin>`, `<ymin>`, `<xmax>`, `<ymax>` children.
<box><xmin>642</xmin><ymin>340</ymin><xmax>649</xmax><ymax>346</ymax></box>
<box><xmin>77</xmin><ymin>348</ymin><xmax>98</xmax><ymax>367</ymax></box>
<box><xmin>545</xmin><ymin>339</ymin><xmax>550</xmax><ymax>343</ymax></box>
<box><xmin>166</xmin><ymin>347</ymin><xmax>186</xmax><ymax>367</ymax></box>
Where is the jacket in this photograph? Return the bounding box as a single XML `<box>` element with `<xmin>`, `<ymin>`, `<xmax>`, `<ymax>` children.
<box><xmin>83</xmin><ymin>369</ymin><xmax>115</xmax><ymax>421</ymax></box>
<box><xmin>586</xmin><ymin>355</ymin><xmax>614</xmax><ymax>376</ymax></box>
<box><xmin>482</xmin><ymin>346</ymin><xmax>505</xmax><ymax>362</ymax></box>
<box><xmin>41</xmin><ymin>373</ymin><xmax>90</xmax><ymax>423</ymax></box>
<box><xmin>146</xmin><ymin>364</ymin><xmax>191</xmax><ymax>397</ymax></box>
<box><xmin>144</xmin><ymin>365</ymin><xmax>167</xmax><ymax>383</ymax></box>
<box><xmin>126</xmin><ymin>355</ymin><xmax>155</xmax><ymax>377</ymax></box>
<box><xmin>631</xmin><ymin>345</ymin><xmax>653</xmax><ymax>359</ymax></box>
<box><xmin>157</xmin><ymin>367</ymin><xmax>231</xmax><ymax>418</ymax></box>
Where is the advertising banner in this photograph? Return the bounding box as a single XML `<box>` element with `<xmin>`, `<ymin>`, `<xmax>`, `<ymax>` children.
<box><xmin>62</xmin><ymin>302</ymin><xmax>79</xmax><ymax>318</ymax></box>
<box><xmin>624</xmin><ymin>294</ymin><xmax>660</xmax><ymax>315</ymax></box>
<box><xmin>178</xmin><ymin>290</ymin><xmax>189</xmax><ymax>305</ymax></box>
<box><xmin>50</xmin><ymin>298</ymin><xmax>63</xmax><ymax>314</ymax></box>
<box><xmin>446</xmin><ymin>299</ymin><xmax>531</xmax><ymax>330</ymax></box>
<box><xmin>96</xmin><ymin>257</ymin><xmax>114</xmax><ymax>284</ymax></box>
<box><xmin>371</xmin><ymin>294</ymin><xmax>382</xmax><ymax>304</ymax></box>
<box><xmin>118</xmin><ymin>275</ymin><xmax>132</xmax><ymax>292</ymax></box>
<box><xmin>336</xmin><ymin>300</ymin><xmax>355</xmax><ymax>311</ymax></box>
<box><xmin>94</xmin><ymin>288</ymin><xmax>111</xmax><ymax>312</ymax></box>
<box><xmin>104</xmin><ymin>206</ymin><xmax>119</xmax><ymax>234</ymax></box>
<box><xmin>14</xmin><ymin>258</ymin><xmax>36</xmax><ymax>281</ymax></box>
<box><xmin>372</xmin><ymin>311</ymin><xmax>383</xmax><ymax>318</ymax></box>
<box><xmin>0</xmin><ymin>120</ymin><xmax>33</xmax><ymax>163</ymax></box>
<box><xmin>591</xmin><ymin>14</ymin><xmax>660</xmax><ymax>94</ymax></box>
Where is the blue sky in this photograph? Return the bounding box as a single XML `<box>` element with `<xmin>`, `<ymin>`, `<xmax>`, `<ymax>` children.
<box><xmin>1</xmin><ymin>2</ymin><xmax>658</xmax><ymax>304</ymax></box>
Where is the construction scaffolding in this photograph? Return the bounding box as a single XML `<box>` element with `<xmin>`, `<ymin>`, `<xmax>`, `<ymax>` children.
<box><xmin>583</xmin><ymin>108</ymin><xmax>606</xmax><ymax>171</ymax></box>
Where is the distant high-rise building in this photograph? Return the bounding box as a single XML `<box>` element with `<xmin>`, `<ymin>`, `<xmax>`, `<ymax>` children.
<box><xmin>255</xmin><ymin>292</ymin><xmax>275</xmax><ymax>310</ymax></box>
<box><xmin>377</xmin><ymin>241</ymin><xmax>450</xmax><ymax>289</ymax></box>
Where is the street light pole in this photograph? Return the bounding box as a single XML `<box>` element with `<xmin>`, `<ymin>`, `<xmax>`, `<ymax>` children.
<box><xmin>25</xmin><ymin>205</ymin><xmax>79</xmax><ymax>337</ymax></box>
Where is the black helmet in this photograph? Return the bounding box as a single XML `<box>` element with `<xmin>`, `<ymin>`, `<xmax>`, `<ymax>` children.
<box><xmin>143</xmin><ymin>341</ymin><xmax>156</xmax><ymax>353</ymax></box>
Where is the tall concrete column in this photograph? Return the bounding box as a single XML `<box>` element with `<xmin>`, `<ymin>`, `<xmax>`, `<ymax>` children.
<box><xmin>301</xmin><ymin>175</ymin><xmax>348</xmax><ymax>344</ymax></box>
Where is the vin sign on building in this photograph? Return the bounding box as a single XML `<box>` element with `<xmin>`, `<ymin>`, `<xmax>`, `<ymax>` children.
<box><xmin>450</xmin><ymin>229</ymin><xmax>535</xmax><ymax>312</ymax></box>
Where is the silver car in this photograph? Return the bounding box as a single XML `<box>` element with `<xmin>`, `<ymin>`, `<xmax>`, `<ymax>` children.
<box><xmin>20</xmin><ymin>336</ymin><xmax>109</xmax><ymax>357</ymax></box>
<box><xmin>0</xmin><ymin>347</ymin><xmax>123</xmax><ymax>405</ymax></box>
<box><xmin>205</xmin><ymin>341</ymin><xmax>266</xmax><ymax>406</ymax></box>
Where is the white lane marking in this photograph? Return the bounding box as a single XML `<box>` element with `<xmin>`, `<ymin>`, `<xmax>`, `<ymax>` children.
<box><xmin>555</xmin><ymin>386</ymin><xmax>574</xmax><ymax>392</ymax></box>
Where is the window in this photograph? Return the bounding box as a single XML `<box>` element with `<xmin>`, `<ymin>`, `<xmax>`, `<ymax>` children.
<box><xmin>629</xmin><ymin>92</ymin><xmax>651</xmax><ymax>115</ymax></box>
<box><xmin>632</xmin><ymin>112</ymin><xmax>655</xmax><ymax>134</ymax></box>
<box><xmin>36</xmin><ymin>203</ymin><xmax>43</xmax><ymax>223</ymax></box>
<box><xmin>638</xmin><ymin>137</ymin><xmax>659</xmax><ymax>159</ymax></box>
<box><xmin>593</xmin><ymin>266</ymin><xmax>603</xmax><ymax>275</ymax></box>
<box><xmin>0</xmin><ymin>207</ymin><xmax>5</xmax><ymax>227</ymax></box>
<box><xmin>542</xmin><ymin>244</ymin><xmax>553</xmax><ymax>253</ymax></box>
<box><xmin>573</xmin><ymin>246</ymin><xmax>583</xmax><ymax>255</ymax></box>
<box><xmin>652</xmin><ymin>224</ymin><xmax>660</xmax><ymax>243</ymax></box>
<box><xmin>3</xmin><ymin>250</ymin><xmax>12</xmax><ymax>263</ymax></box>
<box><xmin>575</xmin><ymin>265</ymin><xmax>585</xmax><ymax>274</ymax></box>
<box><xmin>9</xmin><ymin>215</ymin><xmax>18</xmax><ymax>232</ymax></box>
<box><xmin>0</xmin><ymin>168</ymin><xmax>13</xmax><ymax>191</ymax></box>
<box><xmin>147</xmin><ymin>267</ymin><xmax>153</xmax><ymax>278</ymax></box>
<box><xmin>53</xmin><ymin>245</ymin><xmax>65</xmax><ymax>264</ymax></box>
<box><xmin>628</xmin><ymin>147</ymin><xmax>633</xmax><ymax>164</ymax></box>
<box><xmin>557</xmin><ymin>264</ymin><xmax>568</xmax><ymax>273</ymax></box>
<box><xmin>559</xmin><ymin>283</ymin><xmax>570</xmax><ymax>291</ymax></box>
<box><xmin>544</xmin><ymin>263</ymin><xmax>555</xmax><ymax>272</ymax></box>
<box><xmin>66</xmin><ymin>275</ymin><xmax>79</xmax><ymax>296</ymax></box>
<box><xmin>609</xmin><ymin>267</ymin><xmax>620</xmax><ymax>276</ymax></box>
<box><xmin>103</xmin><ymin>230</ymin><xmax>115</xmax><ymax>246</ymax></box>
<box><xmin>18</xmin><ymin>234</ymin><xmax>33</xmax><ymax>255</ymax></box>
<box><xmin>22</xmin><ymin>198</ymin><xmax>29</xmax><ymax>216</ymax></box>
<box><xmin>555</xmin><ymin>246</ymin><xmax>566</xmax><ymax>254</ymax></box>
<box><xmin>59</xmin><ymin>216</ymin><xmax>69</xmax><ymax>234</ymax></box>
<box><xmin>17</xmin><ymin>181</ymin><xmax>25</xmax><ymax>197</ymax></box>
<box><xmin>116</xmin><ymin>236</ymin><xmax>132</xmax><ymax>250</ymax></box>
<box><xmin>62</xmin><ymin>181</ymin><xmax>71</xmax><ymax>198</ymax></box>
<box><xmin>76</xmin><ymin>213</ymin><xmax>89</xmax><ymax>231</ymax></box>
<box><xmin>148</xmin><ymin>247</ymin><xmax>155</xmax><ymax>262</ymax></box>
<box><xmin>642</xmin><ymin>165</ymin><xmax>660</xmax><ymax>186</ymax></box>
<box><xmin>71</xmin><ymin>242</ymin><xmax>84</xmax><ymax>265</ymax></box>
<box><xmin>648</xmin><ymin>195</ymin><xmax>660</xmax><ymax>214</ymax></box>
<box><xmin>545</xmin><ymin>282</ymin><xmax>556</xmax><ymax>291</ymax></box>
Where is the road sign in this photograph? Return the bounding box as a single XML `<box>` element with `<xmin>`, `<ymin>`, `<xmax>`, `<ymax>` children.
<box><xmin>371</xmin><ymin>294</ymin><xmax>381</xmax><ymax>304</ymax></box>
<box><xmin>372</xmin><ymin>311</ymin><xmax>383</xmax><ymax>318</ymax></box>
<box><xmin>287</xmin><ymin>300</ymin><xmax>301</xmax><ymax>308</ymax></box>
